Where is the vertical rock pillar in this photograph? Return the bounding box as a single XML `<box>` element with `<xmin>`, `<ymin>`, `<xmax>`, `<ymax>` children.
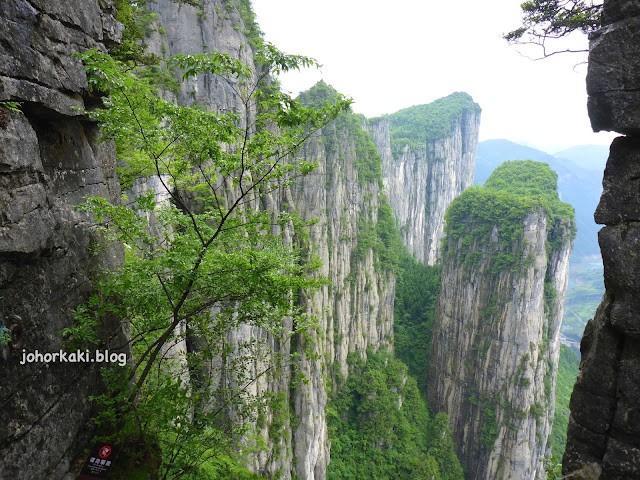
<box><xmin>563</xmin><ymin>1</ymin><xmax>640</xmax><ymax>478</ymax></box>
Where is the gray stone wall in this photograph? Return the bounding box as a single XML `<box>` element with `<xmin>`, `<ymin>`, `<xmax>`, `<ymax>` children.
<box><xmin>0</xmin><ymin>2</ymin><xmax>125</xmax><ymax>479</ymax></box>
<box><xmin>563</xmin><ymin>1</ymin><xmax>640</xmax><ymax>478</ymax></box>
<box><xmin>369</xmin><ymin>109</ymin><xmax>480</xmax><ymax>266</ymax></box>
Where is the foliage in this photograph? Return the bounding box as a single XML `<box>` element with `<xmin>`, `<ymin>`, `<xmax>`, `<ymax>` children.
<box><xmin>0</xmin><ymin>101</ymin><xmax>21</xmax><ymax>113</ymax></box>
<box><xmin>542</xmin><ymin>456</ymin><xmax>563</xmax><ymax>480</ymax></box>
<box><xmin>300</xmin><ymin>81</ymin><xmax>383</xmax><ymax>186</ymax></box>
<box><xmin>480</xmin><ymin>402</ymin><xmax>499</xmax><ymax>450</ymax></box>
<box><xmin>352</xmin><ymin>198</ymin><xmax>404</xmax><ymax>273</ymax></box>
<box><xmin>474</xmin><ymin>139</ymin><xmax>603</xmax><ymax>265</ymax></box>
<box><xmin>394</xmin><ymin>255</ymin><xmax>441</xmax><ymax>393</ymax></box>
<box><xmin>67</xmin><ymin>42</ymin><xmax>350</xmax><ymax>478</ymax></box>
<box><xmin>485</xmin><ymin>159</ymin><xmax>559</xmax><ymax>198</ymax></box>
<box><xmin>0</xmin><ymin>101</ymin><xmax>21</xmax><ymax>130</ymax></box>
<box><xmin>505</xmin><ymin>0</ymin><xmax>602</xmax><ymax>58</ymax></box>
<box><xmin>326</xmin><ymin>349</ymin><xmax>464</xmax><ymax>480</ymax></box>
<box><xmin>375</xmin><ymin>200</ymin><xmax>404</xmax><ymax>269</ymax></box>
<box><xmin>549</xmin><ymin>345</ymin><xmax>580</xmax><ymax>459</ymax></box>
<box><xmin>443</xmin><ymin>185</ymin><xmax>538</xmax><ymax>273</ymax></box>
<box><xmin>111</xmin><ymin>0</ymin><xmax>160</xmax><ymax>65</ymax></box>
<box><xmin>183</xmin><ymin>455</ymin><xmax>262</xmax><ymax>480</ymax></box>
<box><xmin>562</xmin><ymin>267</ymin><xmax>603</xmax><ymax>348</ymax></box>
<box><xmin>235</xmin><ymin>0</ymin><xmax>263</xmax><ymax>50</ymax></box>
<box><xmin>486</xmin><ymin>160</ymin><xmax>576</xmax><ymax>250</ymax></box>
<box><xmin>136</xmin><ymin>62</ymin><xmax>181</xmax><ymax>95</ymax></box>
<box><xmin>0</xmin><ymin>326</ymin><xmax>10</xmax><ymax>347</ymax></box>
<box><xmin>297</xmin><ymin>80</ymin><xmax>347</xmax><ymax>109</ymax></box>
<box><xmin>376</xmin><ymin>92</ymin><xmax>481</xmax><ymax>158</ymax></box>
<box><xmin>444</xmin><ymin>160</ymin><xmax>575</xmax><ymax>274</ymax></box>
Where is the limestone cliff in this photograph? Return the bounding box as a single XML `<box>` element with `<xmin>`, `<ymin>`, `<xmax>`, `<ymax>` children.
<box><xmin>140</xmin><ymin>3</ymin><xmax>396</xmax><ymax>478</ymax></box>
<box><xmin>285</xmin><ymin>102</ymin><xmax>396</xmax><ymax>480</ymax></box>
<box><xmin>428</xmin><ymin>162</ymin><xmax>573</xmax><ymax>480</ymax></box>
<box><xmin>0</xmin><ymin>1</ymin><xmax>473</xmax><ymax>479</ymax></box>
<box><xmin>147</xmin><ymin>0</ymin><xmax>257</xmax><ymax>111</ymax></box>
<box><xmin>369</xmin><ymin>93</ymin><xmax>481</xmax><ymax>265</ymax></box>
<box><xmin>563</xmin><ymin>1</ymin><xmax>640</xmax><ymax>477</ymax></box>
<box><xmin>0</xmin><ymin>1</ymin><xmax>126</xmax><ymax>479</ymax></box>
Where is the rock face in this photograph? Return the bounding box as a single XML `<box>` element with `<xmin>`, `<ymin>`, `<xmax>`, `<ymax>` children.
<box><xmin>142</xmin><ymin>4</ymin><xmax>396</xmax><ymax>478</ymax></box>
<box><xmin>563</xmin><ymin>1</ymin><xmax>640</xmax><ymax>477</ymax></box>
<box><xmin>285</xmin><ymin>111</ymin><xmax>396</xmax><ymax>480</ymax></box>
<box><xmin>147</xmin><ymin>0</ymin><xmax>256</xmax><ymax>111</ymax></box>
<box><xmin>0</xmin><ymin>1</ymin><xmax>125</xmax><ymax>479</ymax></box>
<box><xmin>428</xmin><ymin>177</ymin><xmax>573</xmax><ymax>480</ymax></box>
<box><xmin>369</xmin><ymin>95</ymin><xmax>481</xmax><ymax>265</ymax></box>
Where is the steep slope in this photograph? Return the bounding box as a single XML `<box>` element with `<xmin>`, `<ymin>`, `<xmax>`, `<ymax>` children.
<box><xmin>428</xmin><ymin>161</ymin><xmax>574</xmax><ymax>480</ymax></box>
<box><xmin>563</xmin><ymin>1</ymin><xmax>640</xmax><ymax>477</ymax></box>
<box><xmin>368</xmin><ymin>93</ymin><xmax>481</xmax><ymax>265</ymax></box>
<box><xmin>0</xmin><ymin>2</ymin><xmax>127</xmax><ymax>479</ymax></box>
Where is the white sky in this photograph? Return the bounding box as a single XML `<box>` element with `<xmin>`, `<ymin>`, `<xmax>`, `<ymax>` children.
<box><xmin>251</xmin><ymin>0</ymin><xmax>617</xmax><ymax>153</ymax></box>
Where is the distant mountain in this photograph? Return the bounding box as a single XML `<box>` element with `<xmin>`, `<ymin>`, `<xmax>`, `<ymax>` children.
<box><xmin>475</xmin><ymin>140</ymin><xmax>558</xmax><ymax>185</ymax></box>
<box><xmin>554</xmin><ymin>145</ymin><xmax>609</xmax><ymax>171</ymax></box>
<box><xmin>475</xmin><ymin>139</ymin><xmax>606</xmax><ymax>264</ymax></box>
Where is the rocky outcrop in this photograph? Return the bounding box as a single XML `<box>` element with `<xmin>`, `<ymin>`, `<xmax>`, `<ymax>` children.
<box><xmin>428</xmin><ymin>169</ymin><xmax>573</xmax><ymax>480</ymax></box>
<box><xmin>369</xmin><ymin>94</ymin><xmax>481</xmax><ymax>265</ymax></box>
<box><xmin>0</xmin><ymin>1</ymin><xmax>125</xmax><ymax>479</ymax></box>
<box><xmin>563</xmin><ymin>1</ymin><xmax>640</xmax><ymax>477</ymax></box>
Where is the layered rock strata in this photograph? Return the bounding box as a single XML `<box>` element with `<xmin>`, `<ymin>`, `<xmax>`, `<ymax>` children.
<box><xmin>0</xmin><ymin>1</ymin><xmax>126</xmax><ymax>479</ymax></box>
<box><xmin>563</xmin><ymin>1</ymin><xmax>640</xmax><ymax>477</ymax></box>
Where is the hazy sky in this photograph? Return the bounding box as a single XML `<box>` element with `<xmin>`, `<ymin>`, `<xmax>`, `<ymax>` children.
<box><xmin>251</xmin><ymin>0</ymin><xmax>617</xmax><ymax>153</ymax></box>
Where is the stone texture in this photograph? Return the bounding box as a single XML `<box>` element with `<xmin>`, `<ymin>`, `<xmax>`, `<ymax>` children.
<box><xmin>0</xmin><ymin>2</ymin><xmax>125</xmax><ymax>479</ymax></box>
<box><xmin>429</xmin><ymin>210</ymin><xmax>573</xmax><ymax>480</ymax></box>
<box><xmin>287</xmin><ymin>126</ymin><xmax>395</xmax><ymax>480</ymax></box>
<box><xmin>587</xmin><ymin>15</ymin><xmax>640</xmax><ymax>134</ymax></box>
<box><xmin>369</xmin><ymin>109</ymin><xmax>480</xmax><ymax>266</ymax></box>
<box><xmin>563</xmin><ymin>1</ymin><xmax>640</xmax><ymax>477</ymax></box>
<box><xmin>603</xmin><ymin>0</ymin><xmax>640</xmax><ymax>24</ymax></box>
<box><xmin>595</xmin><ymin>137</ymin><xmax>640</xmax><ymax>225</ymax></box>
<box><xmin>148</xmin><ymin>0</ymin><xmax>256</xmax><ymax>112</ymax></box>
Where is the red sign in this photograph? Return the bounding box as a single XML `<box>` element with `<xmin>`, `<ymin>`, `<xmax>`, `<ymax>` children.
<box><xmin>98</xmin><ymin>446</ymin><xmax>112</xmax><ymax>459</ymax></box>
<box><xmin>76</xmin><ymin>442</ymin><xmax>120</xmax><ymax>479</ymax></box>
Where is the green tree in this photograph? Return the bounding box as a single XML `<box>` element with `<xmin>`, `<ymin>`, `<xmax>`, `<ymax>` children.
<box><xmin>67</xmin><ymin>42</ymin><xmax>351</xmax><ymax>479</ymax></box>
<box><xmin>505</xmin><ymin>0</ymin><xmax>602</xmax><ymax>58</ymax></box>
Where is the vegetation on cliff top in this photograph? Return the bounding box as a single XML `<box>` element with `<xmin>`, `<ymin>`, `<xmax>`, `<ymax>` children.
<box><xmin>443</xmin><ymin>160</ymin><xmax>575</xmax><ymax>274</ymax></box>
<box><xmin>300</xmin><ymin>81</ymin><xmax>384</xmax><ymax>187</ymax></box>
<box><xmin>485</xmin><ymin>160</ymin><xmax>576</xmax><ymax>244</ymax></box>
<box><xmin>374</xmin><ymin>92</ymin><xmax>481</xmax><ymax>158</ymax></box>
